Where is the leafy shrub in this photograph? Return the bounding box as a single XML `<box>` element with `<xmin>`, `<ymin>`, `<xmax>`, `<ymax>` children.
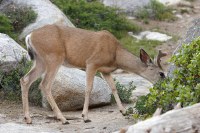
<box><xmin>111</xmin><ymin>81</ymin><xmax>136</xmax><ymax>103</ymax></box>
<box><xmin>3</xmin><ymin>6</ymin><xmax>37</xmax><ymax>33</ymax></box>
<box><xmin>135</xmin><ymin>37</ymin><xmax>200</xmax><ymax>116</ymax></box>
<box><xmin>0</xmin><ymin>6</ymin><xmax>38</xmax><ymax>103</ymax></box>
<box><xmin>51</xmin><ymin>0</ymin><xmax>140</xmax><ymax>38</ymax></box>
<box><xmin>0</xmin><ymin>58</ymin><xmax>41</xmax><ymax>105</ymax></box>
<box><xmin>0</xmin><ymin>13</ymin><xmax>14</xmax><ymax>37</ymax></box>
<box><xmin>0</xmin><ymin>5</ymin><xmax>37</xmax><ymax>43</ymax></box>
<box><xmin>135</xmin><ymin>0</ymin><xmax>175</xmax><ymax>21</ymax></box>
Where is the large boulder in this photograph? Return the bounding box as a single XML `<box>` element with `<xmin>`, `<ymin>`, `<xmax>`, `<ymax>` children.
<box><xmin>42</xmin><ymin>66</ymin><xmax>111</xmax><ymax>111</ymax></box>
<box><xmin>0</xmin><ymin>0</ymin><xmax>75</xmax><ymax>39</ymax></box>
<box><xmin>0</xmin><ymin>33</ymin><xmax>27</xmax><ymax>72</ymax></box>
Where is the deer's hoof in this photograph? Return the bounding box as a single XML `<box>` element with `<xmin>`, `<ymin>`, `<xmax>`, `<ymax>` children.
<box><xmin>58</xmin><ymin>117</ymin><xmax>69</xmax><ymax>125</ymax></box>
<box><xmin>62</xmin><ymin>121</ymin><xmax>70</xmax><ymax>125</ymax></box>
<box><xmin>24</xmin><ymin>117</ymin><xmax>32</xmax><ymax>124</ymax></box>
<box><xmin>82</xmin><ymin>114</ymin><xmax>91</xmax><ymax>123</ymax></box>
<box><xmin>84</xmin><ymin>119</ymin><xmax>92</xmax><ymax>123</ymax></box>
<box><xmin>120</xmin><ymin>110</ymin><xmax>127</xmax><ymax>116</ymax></box>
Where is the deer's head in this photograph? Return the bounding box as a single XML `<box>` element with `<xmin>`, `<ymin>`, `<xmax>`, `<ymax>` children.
<box><xmin>139</xmin><ymin>49</ymin><xmax>167</xmax><ymax>84</ymax></box>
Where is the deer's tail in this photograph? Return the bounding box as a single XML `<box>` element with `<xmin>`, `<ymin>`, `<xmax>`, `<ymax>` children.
<box><xmin>25</xmin><ymin>33</ymin><xmax>35</xmax><ymax>60</ymax></box>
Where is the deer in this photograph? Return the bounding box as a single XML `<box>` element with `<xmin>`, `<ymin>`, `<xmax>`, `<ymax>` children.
<box><xmin>20</xmin><ymin>24</ymin><xmax>167</xmax><ymax>124</ymax></box>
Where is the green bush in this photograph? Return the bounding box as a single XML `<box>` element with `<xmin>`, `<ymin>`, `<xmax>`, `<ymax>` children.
<box><xmin>0</xmin><ymin>6</ymin><xmax>37</xmax><ymax>43</ymax></box>
<box><xmin>0</xmin><ymin>13</ymin><xmax>14</xmax><ymax>37</ymax></box>
<box><xmin>111</xmin><ymin>81</ymin><xmax>136</xmax><ymax>103</ymax></box>
<box><xmin>135</xmin><ymin>0</ymin><xmax>175</xmax><ymax>21</ymax></box>
<box><xmin>0</xmin><ymin>6</ymin><xmax>38</xmax><ymax>102</ymax></box>
<box><xmin>51</xmin><ymin>0</ymin><xmax>140</xmax><ymax>38</ymax></box>
<box><xmin>135</xmin><ymin>37</ymin><xmax>200</xmax><ymax>116</ymax></box>
<box><xmin>0</xmin><ymin>58</ymin><xmax>41</xmax><ymax>105</ymax></box>
<box><xmin>3</xmin><ymin>7</ymin><xmax>37</xmax><ymax>33</ymax></box>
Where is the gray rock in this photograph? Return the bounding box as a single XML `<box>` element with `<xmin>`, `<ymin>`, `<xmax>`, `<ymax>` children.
<box><xmin>1</xmin><ymin>0</ymin><xmax>75</xmax><ymax>39</ymax></box>
<box><xmin>178</xmin><ymin>1</ymin><xmax>193</xmax><ymax>8</ymax></box>
<box><xmin>42</xmin><ymin>66</ymin><xmax>111</xmax><ymax>111</ymax></box>
<box><xmin>176</xmin><ymin>14</ymin><xmax>183</xmax><ymax>19</ymax></box>
<box><xmin>101</xmin><ymin>0</ymin><xmax>150</xmax><ymax>15</ymax></box>
<box><xmin>157</xmin><ymin>0</ymin><xmax>182</xmax><ymax>5</ymax></box>
<box><xmin>168</xmin><ymin>18</ymin><xmax>200</xmax><ymax>77</ymax></box>
<box><xmin>113</xmin><ymin>73</ymin><xmax>152</xmax><ymax>101</ymax></box>
<box><xmin>0</xmin><ymin>33</ymin><xmax>27</xmax><ymax>72</ymax></box>
<box><xmin>129</xmin><ymin>31</ymin><xmax>172</xmax><ymax>42</ymax></box>
<box><xmin>101</xmin><ymin>0</ymin><xmax>184</xmax><ymax>14</ymax></box>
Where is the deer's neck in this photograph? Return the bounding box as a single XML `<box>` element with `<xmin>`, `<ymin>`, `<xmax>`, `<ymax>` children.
<box><xmin>116</xmin><ymin>46</ymin><xmax>147</xmax><ymax>75</ymax></box>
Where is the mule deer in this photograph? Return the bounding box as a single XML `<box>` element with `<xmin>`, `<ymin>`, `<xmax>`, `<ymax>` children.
<box><xmin>20</xmin><ymin>24</ymin><xmax>166</xmax><ymax>124</ymax></box>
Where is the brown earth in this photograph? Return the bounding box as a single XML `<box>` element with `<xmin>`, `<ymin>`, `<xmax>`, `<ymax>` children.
<box><xmin>0</xmin><ymin>100</ymin><xmax>133</xmax><ymax>133</ymax></box>
<box><xmin>0</xmin><ymin>1</ymin><xmax>200</xmax><ymax>133</ymax></box>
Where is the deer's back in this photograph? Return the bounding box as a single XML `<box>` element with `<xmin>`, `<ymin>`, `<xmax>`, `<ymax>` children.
<box><xmin>31</xmin><ymin>24</ymin><xmax>119</xmax><ymax>68</ymax></box>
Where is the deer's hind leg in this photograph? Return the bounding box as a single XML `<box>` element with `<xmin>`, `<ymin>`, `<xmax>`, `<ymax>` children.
<box><xmin>39</xmin><ymin>56</ymin><xmax>69</xmax><ymax>124</ymax></box>
<box><xmin>20</xmin><ymin>57</ymin><xmax>45</xmax><ymax>124</ymax></box>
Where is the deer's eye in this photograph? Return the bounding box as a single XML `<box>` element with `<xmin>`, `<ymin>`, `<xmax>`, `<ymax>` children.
<box><xmin>159</xmin><ymin>72</ymin><xmax>165</xmax><ymax>78</ymax></box>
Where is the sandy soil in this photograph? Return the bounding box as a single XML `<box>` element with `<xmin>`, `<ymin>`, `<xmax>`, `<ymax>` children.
<box><xmin>0</xmin><ymin>1</ymin><xmax>200</xmax><ymax>133</ymax></box>
<box><xmin>0</xmin><ymin>101</ymin><xmax>133</xmax><ymax>133</ymax></box>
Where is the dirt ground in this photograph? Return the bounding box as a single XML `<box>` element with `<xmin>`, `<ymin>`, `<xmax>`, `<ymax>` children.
<box><xmin>0</xmin><ymin>1</ymin><xmax>200</xmax><ymax>133</ymax></box>
<box><xmin>0</xmin><ymin>101</ymin><xmax>134</xmax><ymax>133</ymax></box>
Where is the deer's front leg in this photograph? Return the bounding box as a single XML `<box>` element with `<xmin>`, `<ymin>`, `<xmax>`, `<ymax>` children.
<box><xmin>82</xmin><ymin>64</ymin><xmax>97</xmax><ymax>123</ymax></box>
<box><xmin>102</xmin><ymin>73</ymin><xmax>126</xmax><ymax>115</ymax></box>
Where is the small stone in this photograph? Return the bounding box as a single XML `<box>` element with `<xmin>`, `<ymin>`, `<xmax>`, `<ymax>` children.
<box><xmin>85</xmin><ymin>127</ymin><xmax>94</xmax><ymax>129</ymax></box>
<box><xmin>127</xmin><ymin>16</ymin><xmax>136</xmax><ymax>20</ymax></box>
<box><xmin>178</xmin><ymin>1</ymin><xmax>193</xmax><ymax>8</ymax></box>
<box><xmin>172</xmin><ymin>10</ymin><xmax>177</xmax><ymax>14</ymax></box>
<box><xmin>129</xmin><ymin>31</ymin><xmax>172</xmax><ymax>42</ymax></box>
<box><xmin>0</xmin><ymin>114</ymin><xmax>6</xmax><ymax>118</ymax></box>
<box><xmin>176</xmin><ymin>14</ymin><xmax>183</xmax><ymax>19</ymax></box>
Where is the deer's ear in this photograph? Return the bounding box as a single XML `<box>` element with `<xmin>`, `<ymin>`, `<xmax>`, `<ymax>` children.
<box><xmin>140</xmin><ymin>49</ymin><xmax>152</xmax><ymax>65</ymax></box>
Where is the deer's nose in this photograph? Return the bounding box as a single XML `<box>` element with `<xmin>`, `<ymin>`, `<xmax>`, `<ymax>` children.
<box><xmin>159</xmin><ymin>72</ymin><xmax>165</xmax><ymax>78</ymax></box>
